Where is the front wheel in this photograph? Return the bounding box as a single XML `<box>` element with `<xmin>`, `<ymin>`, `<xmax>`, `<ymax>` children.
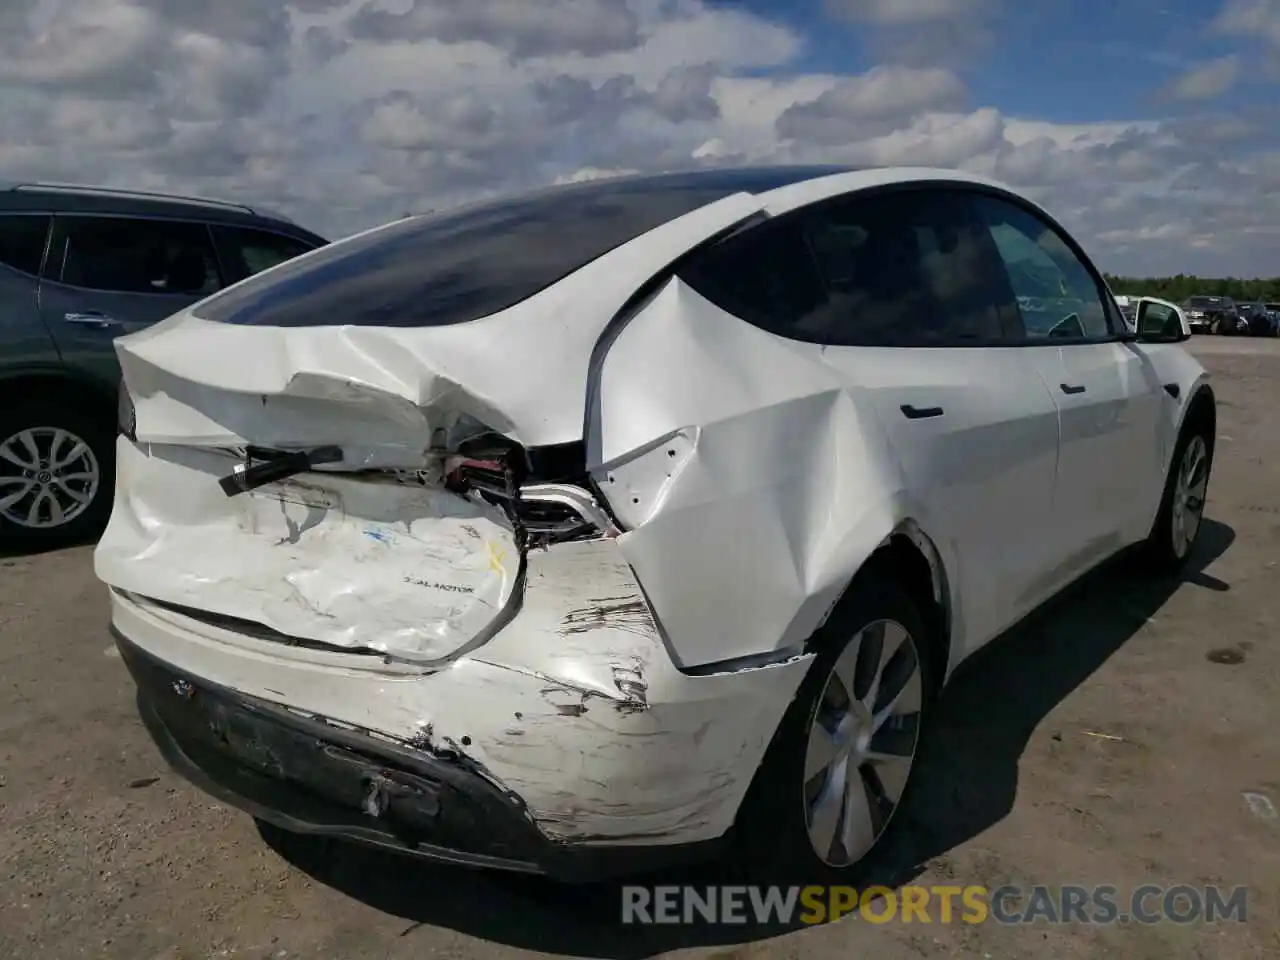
<box><xmin>1144</xmin><ymin>423</ymin><xmax>1213</xmax><ymax>573</ymax></box>
<box><xmin>0</xmin><ymin>400</ymin><xmax>116</xmax><ymax>550</ymax></box>
<box><xmin>735</xmin><ymin>578</ymin><xmax>936</xmax><ymax>881</ymax></box>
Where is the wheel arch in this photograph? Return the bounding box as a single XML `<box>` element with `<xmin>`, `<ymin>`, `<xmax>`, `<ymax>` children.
<box><xmin>0</xmin><ymin>365</ymin><xmax>117</xmax><ymax>411</ymax></box>
<box><xmin>816</xmin><ymin>518</ymin><xmax>954</xmax><ymax>689</ymax></box>
<box><xmin>1179</xmin><ymin>382</ymin><xmax>1216</xmax><ymax>459</ymax></box>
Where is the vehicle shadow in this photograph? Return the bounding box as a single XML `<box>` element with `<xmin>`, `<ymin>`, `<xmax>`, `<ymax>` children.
<box><xmin>0</xmin><ymin>533</ymin><xmax>96</xmax><ymax>560</ymax></box>
<box><xmin>260</xmin><ymin>519</ymin><xmax>1235</xmax><ymax>958</ymax></box>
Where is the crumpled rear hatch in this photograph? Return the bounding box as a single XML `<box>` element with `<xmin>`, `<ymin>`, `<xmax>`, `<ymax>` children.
<box><xmin>98</xmin><ymin>435</ymin><xmax>522</xmax><ymax>663</ymax></box>
<box><xmin>94</xmin><ymin>314</ymin><xmax>573</xmax><ymax>665</ymax></box>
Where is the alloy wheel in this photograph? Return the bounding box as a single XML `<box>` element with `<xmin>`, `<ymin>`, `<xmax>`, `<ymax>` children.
<box><xmin>1171</xmin><ymin>434</ymin><xmax>1207</xmax><ymax>559</ymax></box>
<box><xmin>0</xmin><ymin>427</ymin><xmax>101</xmax><ymax>529</ymax></box>
<box><xmin>803</xmin><ymin>619</ymin><xmax>923</xmax><ymax>868</ymax></box>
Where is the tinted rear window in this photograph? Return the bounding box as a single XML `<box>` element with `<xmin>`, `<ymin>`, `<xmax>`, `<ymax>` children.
<box><xmin>0</xmin><ymin>214</ymin><xmax>51</xmax><ymax>276</ymax></box>
<box><xmin>192</xmin><ymin>167</ymin><xmax>853</xmax><ymax>328</ymax></box>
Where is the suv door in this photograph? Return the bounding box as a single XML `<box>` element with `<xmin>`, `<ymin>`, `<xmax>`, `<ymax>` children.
<box><xmin>972</xmin><ymin>193</ymin><xmax>1164</xmax><ymax>570</ymax></box>
<box><xmin>38</xmin><ymin>215</ymin><xmax>223</xmax><ymax>386</ymax></box>
<box><xmin>802</xmin><ymin>188</ymin><xmax>1065</xmax><ymax>649</ymax></box>
<box><xmin>208</xmin><ymin>224</ymin><xmax>319</xmax><ymax>284</ymax></box>
<box><xmin>682</xmin><ymin>187</ymin><xmax>1063</xmax><ymax>653</ymax></box>
<box><xmin>0</xmin><ymin>213</ymin><xmax>55</xmax><ymax>369</ymax></box>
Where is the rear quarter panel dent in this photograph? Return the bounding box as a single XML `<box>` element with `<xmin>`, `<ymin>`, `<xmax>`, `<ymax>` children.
<box><xmin>586</xmin><ymin>278</ymin><xmax>944</xmax><ymax>669</ymax></box>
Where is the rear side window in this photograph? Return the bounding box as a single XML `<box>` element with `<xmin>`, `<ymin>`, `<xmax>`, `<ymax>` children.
<box><xmin>0</xmin><ymin>215</ymin><xmax>51</xmax><ymax>276</ymax></box>
<box><xmin>211</xmin><ymin>225</ymin><xmax>317</xmax><ymax>283</ymax></box>
<box><xmin>190</xmin><ymin>169</ymin><xmax>849</xmax><ymax>328</ymax></box>
<box><xmin>799</xmin><ymin>190</ymin><xmax>1011</xmax><ymax>345</ymax></box>
<box><xmin>47</xmin><ymin>216</ymin><xmax>221</xmax><ymax>296</ymax></box>
<box><xmin>678</xmin><ymin>220</ymin><xmax>829</xmax><ymax>337</ymax></box>
<box><xmin>681</xmin><ymin>188</ymin><xmax>1015</xmax><ymax>346</ymax></box>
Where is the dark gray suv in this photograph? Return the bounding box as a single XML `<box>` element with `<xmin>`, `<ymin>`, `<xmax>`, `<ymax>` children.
<box><xmin>0</xmin><ymin>182</ymin><xmax>327</xmax><ymax>549</ymax></box>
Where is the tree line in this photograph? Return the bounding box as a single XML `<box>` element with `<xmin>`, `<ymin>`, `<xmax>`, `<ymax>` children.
<box><xmin>1102</xmin><ymin>274</ymin><xmax>1280</xmax><ymax>304</ymax></box>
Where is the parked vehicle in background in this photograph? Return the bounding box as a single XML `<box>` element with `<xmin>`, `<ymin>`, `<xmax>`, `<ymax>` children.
<box><xmin>98</xmin><ymin>165</ymin><xmax>1215</xmax><ymax>883</ymax></box>
<box><xmin>1238</xmin><ymin>301</ymin><xmax>1279</xmax><ymax>337</ymax></box>
<box><xmin>1182</xmin><ymin>295</ymin><xmax>1240</xmax><ymax>335</ymax></box>
<box><xmin>1113</xmin><ymin>294</ymin><xmax>1138</xmax><ymax>330</ymax></box>
<box><xmin>0</xmin><ymin>182</ymin><xmax>327</xmax><ymax>548</ymax></box>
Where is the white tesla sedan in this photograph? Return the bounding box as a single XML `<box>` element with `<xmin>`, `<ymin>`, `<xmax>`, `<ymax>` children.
<box><xmin>98</xmin><ymin>166</ymin><xmax>1215</xmax><ymax>882</ymax></box>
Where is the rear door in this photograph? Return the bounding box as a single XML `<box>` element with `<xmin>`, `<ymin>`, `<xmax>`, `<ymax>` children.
<box><xmin>784</xmin><ymin>187</ymin><xmax>1064</xmax><ymax>649</ymax></box>
<box><xmin>971</xmin><ymin>193</ymin><xmax>1164</xmax><ymax>569</ymax></box>
<box><xmin>0</xmin><ymin>213</ymin><xmax>56</xmax><ymax>368</ymax></box>
<box><xmin>208</xmin><ymin>224</ymin><xmax>320</xmax><ymax>284</ymax></box>
<box><xmin>38</xmin><ymin>215</ymin><xmax>223</xmax><ymax>386</ymax></box>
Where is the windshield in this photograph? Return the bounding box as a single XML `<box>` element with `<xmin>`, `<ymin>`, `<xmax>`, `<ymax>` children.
<box><xmin>192</xmin><ymin>166</ymin><xmax>854</xmax><ymax>329</ymax></box>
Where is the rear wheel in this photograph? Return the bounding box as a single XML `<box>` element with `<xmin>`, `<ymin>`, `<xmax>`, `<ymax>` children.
<box><xmin>735</xmin><ymin>578</ymin><xmax>937</xmax><ymax>881</ymax></box>
<box><xmin>0</xmin><ymin>400</ymin><xmax>115</xmax><ymax>550</ymax></box>
<box><xmin>1144</xmin><ymin>420</ymin><xmax>1212</xmax><ymax>573</ymax></box>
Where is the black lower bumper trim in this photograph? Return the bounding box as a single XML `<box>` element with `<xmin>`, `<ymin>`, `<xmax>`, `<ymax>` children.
<box><xmin>114</xmin><ymin>627</ymin><xmax>727</xmax><ymax>882</ymax></box>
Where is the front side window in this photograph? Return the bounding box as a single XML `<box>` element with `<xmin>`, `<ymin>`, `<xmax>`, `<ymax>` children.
<box><xmin>47</xmin><ymin>216</ymin><xmax>221</xmax><ymax>296</ymax></box>
<box><xmin>972</xmin><ymin>195</ymin><xmax>1110</xmax><ymax>340</ymax></box>
<box><xmin>0</xmin><ymin>214</ymin><xmax>51</xmax><ymax>277</ymax></box>
<box><xmin>797</xmin><ymin>189</ymin><xmax>1013</xmax><ymax>346</ymax></box>
<box><xmin>210</xmin><ymin>225</ymin><xmax>317</xmax><ymax>283</ymax></box>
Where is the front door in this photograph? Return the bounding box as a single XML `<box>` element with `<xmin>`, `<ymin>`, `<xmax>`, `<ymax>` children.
<box><xmin>971</xmin><ymin>193</ymin><xmax>1155</xmax><ymax>578</ymax></box>
<box><xmin>39</xmin><ymin>215</ymin><xmax>223</xmax><ymax>387</ymax></box>
<box><xmin>797</xmin><ymin>187</ymin><xmax>1064</xmax><ymax>652</ymax></box>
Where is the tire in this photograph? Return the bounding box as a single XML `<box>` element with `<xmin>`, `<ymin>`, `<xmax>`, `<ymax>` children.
<box><xmin>0</xmin><ymin>398</ymin><xmax>116</xmax><ymax>550</ymax></box>
<box><xmin>1143</xmin><ymin>417</ymin><xmax>1213</xmax><ymax>574</ymax></box>
<box><xmin>734</xmin><ymin>577</ymin><xmax>938</xmax><ymax>883</ymax></box>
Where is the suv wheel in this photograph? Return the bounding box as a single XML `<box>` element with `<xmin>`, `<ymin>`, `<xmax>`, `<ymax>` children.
<box><xmin>0</xmin><ymin>400</ymin><xmax>115</xmax><ymax>549</ymax></box>
<box><xmin>735</xmin><ymin>577</ymin><xmax>937</xmax><ymax>882</ymax></box>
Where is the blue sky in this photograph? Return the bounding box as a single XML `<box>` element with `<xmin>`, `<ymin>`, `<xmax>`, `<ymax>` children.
<box><xmin>2</xmin><ymin>0</ymin><xmax>1278</xmax><ymax>276</ymax></box>
<box><xmin>725</xmin><ymin>0</ymin><xmax>1262</xmax><ymax>120</ymax></box>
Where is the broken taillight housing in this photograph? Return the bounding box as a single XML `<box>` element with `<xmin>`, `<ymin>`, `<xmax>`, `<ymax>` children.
<box><xmin>444</xmin><ymin>436</ymin><xmax>617</xmax><ymax>545</ymax></box>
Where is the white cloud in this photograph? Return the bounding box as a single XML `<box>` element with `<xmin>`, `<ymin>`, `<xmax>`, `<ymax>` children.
<box><xmin>1166</xmin><ymin>55</ymin><xmax>1240</xmax><ymax>101</ymax></box>
<box><xmin>825</xmin><ymin>0</ymin><xmax>989</xmax><ymax>25</ymax></box>
<box><xmin>1212</xmin><ymin>0</ymin><xmax>1280</xmax><ymax>47</ymax></box>
<box><xmin>824</xmin><ymin>0</ymin><xmax>999</xmax><ymax>65</ymax></box>
<box><xmin>554</xmin><ymin>166</ymin><xmax>641</xmax><ymax>183</ymax></box>
<box><xmin>775</xmin><ymin>66</ymin><xmax>969</xmax><ymax>144</ymax></box>
<box><xmin>0</xmin><ymin>0</ymin><xmax>1276</xmax><ymax>276</ymax></box>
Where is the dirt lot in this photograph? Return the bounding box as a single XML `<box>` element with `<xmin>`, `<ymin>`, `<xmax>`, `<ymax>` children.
<box><xmin>2</xmin><ymin>337</ymin><xmax>1278</xmax><ymax>960</ymax></box>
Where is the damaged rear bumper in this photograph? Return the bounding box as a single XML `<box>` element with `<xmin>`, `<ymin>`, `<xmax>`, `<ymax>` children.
<box><xmin>107</xmin><ymin>536</ymin><xmax>813</xmax><ymax>879</ymax></box>
<box><xmin>118</xmin><ymin>630</ymin><xmax>721</xmax><ymax>881</ymax></box>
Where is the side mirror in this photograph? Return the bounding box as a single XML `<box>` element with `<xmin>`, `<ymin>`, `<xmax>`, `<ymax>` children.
<box><xmin>1135</xmin><ymin>299</ymin><xmax>1190</xmax><ymax>343</ymax></box>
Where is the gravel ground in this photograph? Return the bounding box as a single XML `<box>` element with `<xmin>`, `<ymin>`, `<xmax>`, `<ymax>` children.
<box><xmin>1</xmin><ymin>337</ymin><xmax>1278</xmax><ymax>960</ymax></box>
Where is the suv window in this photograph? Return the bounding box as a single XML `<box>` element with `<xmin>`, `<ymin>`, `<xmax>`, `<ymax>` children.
<box><xmin>210</xmin><ymin>225</ymin><xmax>316</xmax><ymax>283</ymax></box>
<box><xmin>678</xmin><ymin>220</ymin><xmax>830</xmax><ymax>337</ymax></box>
<box><xmin>680</xmin><ymin>188</ymin><xmax>1014</xmax><ymax>346</ymax></box>
<box><xmin>46</xmin><ymin>216</ymin><xmax>221</xmax><ymax>296</ymax></box>
<box><xmin>798</xmin><ymin>190</ymin><xmax>1011</xmax><ymax>345</ymax></box>
<box><xmin>0</xmin><ymin>215</ymin><xmax>51</xmax><ymax>276</ymax></box>
<box><xmin>973</xmin><ymin>195</ymin><xmax>1111</xmax><ymax>340</ymax></box>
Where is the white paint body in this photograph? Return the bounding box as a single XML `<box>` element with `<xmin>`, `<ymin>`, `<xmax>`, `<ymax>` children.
<box><xmin>97</xmin><ymin>167</ymin><xmax>1211</xmax><ymax>850</ymax></box>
